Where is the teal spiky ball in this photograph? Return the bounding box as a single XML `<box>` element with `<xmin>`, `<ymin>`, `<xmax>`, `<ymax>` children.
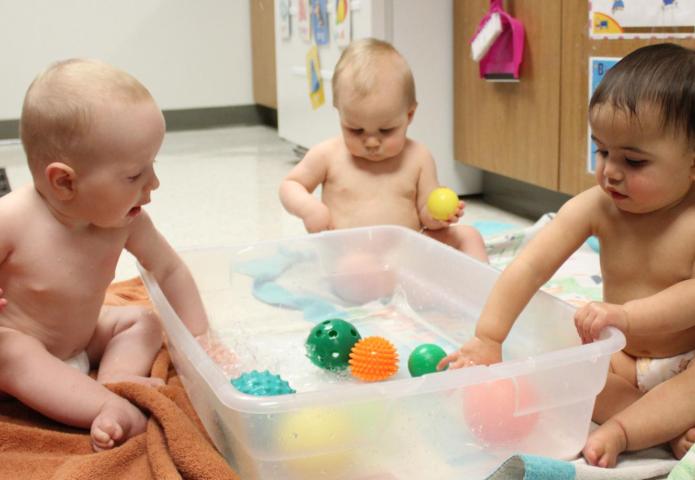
<box><xmin>231</xmin><ymin>370</ymin><xmax>296</xmax><ymax>396</ymax></box>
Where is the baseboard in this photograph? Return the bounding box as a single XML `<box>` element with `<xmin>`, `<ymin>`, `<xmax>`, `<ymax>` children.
<box><xmin>482</xmin><ymin>171</ymin><xmax>571</xmax><ymax>220</ymax></box>
<box><xmin>0</xmin><ymin>120</ymin><xmax>18</xmax><ymax>141</ymax></box>
<box><xmin>163</xmin><ymin>104</ymin><xmax>277</xmax><ymax>131</ymax></box>
<box><xmin>0</xmin><ymin>104</ymin><xmax>278</xmax><ymax>140</ymax></box>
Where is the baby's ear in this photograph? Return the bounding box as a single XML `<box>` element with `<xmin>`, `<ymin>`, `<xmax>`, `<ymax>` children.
<box><xmin>45</xmin><ymin>162</ymin><xmax>76</xmax><ymax>200</ymax></box>
<box><xmin>407</xmin><ymin>102</ymin><xmax>418</xmax><ymax>124</ymax></box>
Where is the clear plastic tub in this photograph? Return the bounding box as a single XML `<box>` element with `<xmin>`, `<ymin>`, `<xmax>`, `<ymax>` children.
<box><xmin>139</xmin><ymin>225</ymin><xmax>624</xmax><ymax>480</ymax></box>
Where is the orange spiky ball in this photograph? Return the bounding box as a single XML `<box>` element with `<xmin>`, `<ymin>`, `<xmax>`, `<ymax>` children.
<box><xmin>349</xmin><ymin>336</ymin><xmax>399</xmax><ymax>382</ymax></box>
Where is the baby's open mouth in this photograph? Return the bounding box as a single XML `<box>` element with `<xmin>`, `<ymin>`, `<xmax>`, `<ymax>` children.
<box><xmin>128</xmin><ymin>206</ymin><xmax>142</xmax><ymax>216</ymax></box>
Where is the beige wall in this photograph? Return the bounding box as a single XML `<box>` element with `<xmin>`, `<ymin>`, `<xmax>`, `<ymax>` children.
<box><xmin>0</xmin><ymin>0</ymin><xmax>253</xmax><ymax>120</ymax></box>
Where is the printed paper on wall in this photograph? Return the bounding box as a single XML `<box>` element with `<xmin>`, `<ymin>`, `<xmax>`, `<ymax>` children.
<box><xmin>296</xmin><ymin>0</ymin><xmax>311</xmax><ymax>43</ymax></box>
<box><xmin>590</xmin><ymin>0</ymin><xmax>695</xmax><ymax>39</ymax></box>
<box><xmin>279</xmin><ymin>0</ymin><xmax>292</xmax><ymax>40</ymax></box>
<box><xmin>311</xmin><ymin>0</ymin><xmax>330</xmax><ymax>46</ymax></box>
<box><xmin>334</xmin><ymin>0</ymin><xmax>351</xmax><ymax>48</ymax></box>
<box><xmin>587</xmin><ymin>57</ymin><xmax>620</xmax><ymax>173</ymax></box>
<box><xmin>306</xmin><ymin>45</ymin><xmax>326</xmax><ymax>109</ymax></box>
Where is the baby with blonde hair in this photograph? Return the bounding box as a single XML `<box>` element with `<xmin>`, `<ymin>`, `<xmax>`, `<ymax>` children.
<box><xmin>280</xmin><ymin>38</ymin><xmax>487</xmax><ymax>261</ymax></box>
<box><xmin>0</xmin><ymin>59</ymin><xmax>208</xmax><ymax>451</ymax></box>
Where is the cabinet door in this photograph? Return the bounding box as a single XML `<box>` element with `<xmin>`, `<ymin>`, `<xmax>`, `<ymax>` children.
<box><xmin>559</xmin><ymin>0</ymin><xmax>695</xmax><ymax>195</ymax></box>
<box><xmin>454</xmin><ymin>0</ymin><xmax>563</xmax><ymax>191</ymax></box>
<box><xmin>251</xmin><ymin>0</ymin><xmax>277</xmax><ymax>109</ymax></box>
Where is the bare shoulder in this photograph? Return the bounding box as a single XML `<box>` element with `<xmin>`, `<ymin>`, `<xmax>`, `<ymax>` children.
<box><xmin>0</xmin><ymin>185</ymin><xmax>35</xmax><ymax>229</ymax></box>
<box><xmin>0</xmin><ymin>186</ymin><xmax>38</xmax><ymax>258</ymax></box>
<box><xmin>306</xmin><ymin>136</ymin><xmax>344</xmax><ymax>162</ymax></box>
<box><xmin>552</xmin><ymin>186</ymin><xmax>607</xmax><ymax>234</ymax></box>
<box><xmin>124</xmin><ymin>209</ymin><xmax>159</xmax><ymax>248</ymax></box>
<box><xmin>403</xmin><ymin>139</ymin><xmax>434</xmax><ymax>163</ymax></box>
<box><xmin>559</xmin><ymin>186</ymin><xmax>606</xmax><ymax>216</ymax></box>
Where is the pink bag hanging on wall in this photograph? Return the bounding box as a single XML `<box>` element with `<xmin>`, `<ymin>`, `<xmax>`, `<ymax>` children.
<box><xmin>470</xmin><ymin>0</ymin><xmax>525</xmax><ymax>81</ymax></box>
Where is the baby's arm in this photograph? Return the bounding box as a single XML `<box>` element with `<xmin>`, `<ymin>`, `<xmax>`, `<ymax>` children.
<box><xmin>0</xmin><ymin>200</ymin><xmax>13</xmax><ymax>311</ymax></box>
<box><xmin>440</xmin><ymin>190</ymin><xmax>596</xmax><ymax>369</ymax></box>
<box><xmin>126</xmin><ymin>212</ymin><xmax>208</xmax><ymax>336</ymax></box>
<box><xmin>575</xmin><ymin>278</ymin><xmax>695</xmax><ymax>342</ymax></box>
<box><xmin>278</xmin><ymin>145</ymin><xmax>332</xmax><ymax>233</ymax></box>
<box><xmin>415</xmin><ymin>146</ymin><xmax>463</xmax><ymax>229</ymax></box>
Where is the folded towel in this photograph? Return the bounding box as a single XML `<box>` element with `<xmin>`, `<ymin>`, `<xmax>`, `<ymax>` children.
<box><xmin>487</xmin><ymin>449</ymin><xmax>678</xmax><ymax>480</ymax></box>
<box><xmin>0</xmin><ymin>278</ymin><xmax>239</xmax><ymax>480</ymax></box>
<box><xmin>668</xmin><ymin>443</ymin><xmax>695</xmax><ymax>479</ymax></box>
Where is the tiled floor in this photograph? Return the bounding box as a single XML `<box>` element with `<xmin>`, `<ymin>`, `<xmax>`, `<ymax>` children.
<box><xmin>0</xmin><ymin>125</ymin><xmax>532</xmax><ymax>281</ymax></box>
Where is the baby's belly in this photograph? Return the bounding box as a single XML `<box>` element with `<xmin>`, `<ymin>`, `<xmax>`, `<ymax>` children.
<box><xmin>625</xmin><ymin>328</ymin><xmax>695</xmax><ymax>358</ymax></box>
<box><xmin>330</xmin><ymin>201</ymin><xmax>421</xmax><ymax>230</ymax></box>
<box><xmin>0</xmin><ymin>292</ymin><xmax>102</xmax><ymax>359</ymax></box>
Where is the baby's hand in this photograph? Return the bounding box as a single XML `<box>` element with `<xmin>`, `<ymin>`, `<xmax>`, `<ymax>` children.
<box><xmin>437</xmin><ymin>336</ymin><xmax>502</xmax><ymax>370</ymax></box>
<box><xmin>303</xmin><ymin>204</ymin><xmax>333</xmax><ymax>233</ymax></box>
<box><xmin>423</xmin><ymin>200</ymin><xmax>465</xmax><ymax>230</ymax></box>
<box><xmin>574</xmin><ymin>301</ymin><xmax>628</xmax><ymax>343</ymax></box>
<box><xmin>0</xmin><ymin>288</ymin><xmax>6</xmax><ymax>310</ymax></box>
<box><xmin>447</xmin><ymin>200</ymin><xmax>465</xmax><ymax>224</ymax></box>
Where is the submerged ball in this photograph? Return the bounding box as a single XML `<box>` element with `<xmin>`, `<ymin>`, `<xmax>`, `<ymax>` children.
<box><xmin>408</xmin><ymin>343</ymin><xmax>447</xmax><ymax>377</ymax></box>
<box><xmin>427</xmin><ymin>187</ymin><xmax>459</xmax><ymax>221</ymax></box>
<box><xmin>231</xmin><ymin>370</ymin><xmax>295</xmax><ymax>396</ymax></box>
<box><xmin>330</xmin><ymin>252</ymin><xmax>396</xmax><ymax>305</ymax></box>
<box><xmin>276</xmin><ymin>407</ymin><xmax>354</xmax><ymax>478</ymax></box>
<box><xmin>463</xmin><ymin>377</ymin><xmax>538</xmax><ymax>445</ymax></box>
<box><xmin>306</xmin><ymin>319</ymin><xmax>361</xmax><ymax>371</ymax></box>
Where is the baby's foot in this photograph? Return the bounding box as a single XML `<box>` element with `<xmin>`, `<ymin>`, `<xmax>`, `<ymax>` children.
<box><xmin>670</xmin><ymin>427</ymin><xmax>695</xmax><ymax>459</ymax></box>
<box><xmin>98</xmin><ymin>373</ymin><xmax>165</xmax><ymax>388</ymax></box>
<box><xmin>91</xmin><ymin>397</ymin><xmax>147</xmax><ymax>451</ymax></box>
<box><xmin>582</xmin><ymin>419</ymin><xmax>628</xmax><ymax>468</ymax></box>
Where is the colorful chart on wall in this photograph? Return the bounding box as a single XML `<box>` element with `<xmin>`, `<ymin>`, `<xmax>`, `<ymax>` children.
<box><xmin>334</xmin><ymin>0</ymin><xmax>351</xmax><ymax>47</ymax></box>
<box><xmin>590</xmin><ymin>0</ymin><xmax>695</xmax><ymax>39</ymax></box>
<box><xmin>279</xmin><ymin>0</ymin><xmax>292</xmax><ymax>41</ymax></box>
<box><xmin>587</xmin><ymin>57</ymin><xmax>620</xmax><ymax>173</ymax></box>
<box><xmin>296</xmin><ymin>0</ymin><xmax>311</xmax><ymax>43</ymax></box>
<box><xmin>311</xmin><ymin>0</ymin><xmax>330</xmax><ymax>46</ymax></box>
<box><xmin>306</xmin><ymin>45</ymin><xmax>325</xmax><ymax>109</ymax></box>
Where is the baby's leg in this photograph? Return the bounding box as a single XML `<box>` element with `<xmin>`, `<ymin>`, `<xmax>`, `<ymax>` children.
<box><xmin>585</xmin><ymin>358</ymin><xmax>695</xmax><ymax>467</ymax></box>
<box><xmin>424</xmin><ymin>225</ymin><xmax>488</xmax><ymax>262</ymax></box>
<box><xmin>669</xmin><ymin>360</ymin><xmax>695</xmax><ymax>459</ymax></box>
<box><xmin>0</xmin><ymin>328</ymin><xmax>147</xmax><ymax>451</ymax></box>
<box><xmin>87</xmin><ymin>305</ymin><xmax>163</xmax><ymax>386</ymax></box>
<box><xmin>583</xmin><ymin>351</ymin><xmax>640</xmax><ymax>467</ymax></box>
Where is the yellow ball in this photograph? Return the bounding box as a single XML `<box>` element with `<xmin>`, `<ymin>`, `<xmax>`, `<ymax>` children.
<box><xmin>427</xmin><ymin>187</ymin><xmax>459</xmax><ymax>221</ymax></box>
<box><xmin>276</xmin><ymin>408</ymin><xmax>354</xmax><ymax>478</ymax></box>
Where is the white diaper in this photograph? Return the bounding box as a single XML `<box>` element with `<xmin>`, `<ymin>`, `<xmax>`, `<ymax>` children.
<box><xmin>64</xmin><ymin>351</ymin><xmax>90</xmax><ymax>375</ymax></box>
<box><xmin>636</xmin><ymin>350</ymin><xmax>695</xmax><ymax>393</ymax></box>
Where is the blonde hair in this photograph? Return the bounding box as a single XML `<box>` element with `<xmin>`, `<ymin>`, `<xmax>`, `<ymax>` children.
<box><xmin>332</xmin><ymin>38</ymin><xmax>416</xmax><ymax>108</ymax></box>
<box><xmin>20</xmin><ymin>59</ymin><xmax>153</xmax><ymax>175</ymax></box>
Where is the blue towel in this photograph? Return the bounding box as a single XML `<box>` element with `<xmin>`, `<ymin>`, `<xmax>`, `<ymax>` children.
<box><xmin>487</xmin><ymin>451</ymin><xmax>677</xmax><ymax>480</ymax></box>
<box><xmin>486</xmin><ymin>455</ymin><xmax>575</xmax><ymax>480</ymax></box>
<box><xmin>252</xmin><ymin>280</ymin><xmax>345</xmax><ymax>321</ymax></box>
<box><xmin>472</xmin><ymin>220</ymin><xmax>518</xmax><ymax>238</ymax></box>
<box><xmin>234</xmin><ymin>248</ymin><xmax>346</xmax><ymax>322</ymax></box>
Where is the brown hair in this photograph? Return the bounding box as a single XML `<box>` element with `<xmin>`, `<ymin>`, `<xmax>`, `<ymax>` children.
<box><xmin>20</xmin><ymin>59</ymin><xmax>153</xmax><ymax>175</ymax></box>
<box><xmin>590</xmin><ymin>43</ymin><xmax>695</xmax><ymax>146</ymax></box>
<box><xmin>332</xmin><ymin>38</ymin><xmax>416</xmax><ymax>108</ymax></box>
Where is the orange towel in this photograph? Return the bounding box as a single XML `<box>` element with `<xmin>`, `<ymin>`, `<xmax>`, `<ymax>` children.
<box><xmin>0</xmin><ymin>278</ymin><xmax>239</xmax><ymax>480</ymax></box>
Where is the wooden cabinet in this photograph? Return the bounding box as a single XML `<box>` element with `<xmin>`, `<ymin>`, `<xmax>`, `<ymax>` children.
<box><xmin>455</xmin><ymin>0</ymin><xmax>695</xmax><ymax>196</ymax></box>
<box><xmin>250</xmin><ymin>0</ymin><xmax>277</xmax><ymax>109</ymax></box>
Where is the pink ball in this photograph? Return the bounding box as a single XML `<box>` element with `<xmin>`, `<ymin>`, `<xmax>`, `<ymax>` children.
<box><xmin>330</xmin><ymin>252</ymin><xmax>396</xmax><ymax>304</ymax></box>
<box><xmin>463</xmin><ymin>378</ymin><xmax>538</xmax><ymax>445</ymax></box>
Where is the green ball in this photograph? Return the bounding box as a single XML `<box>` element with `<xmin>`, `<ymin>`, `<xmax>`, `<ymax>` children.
<box><xmin>408</xmin><ymin>343</ymin><xmax>447</xmax><ymax>377</ymax></box>
<box><xmin>305</xmin><ymin>319</ymin><xmax>361</xmax><ymax>371</ymax></box>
